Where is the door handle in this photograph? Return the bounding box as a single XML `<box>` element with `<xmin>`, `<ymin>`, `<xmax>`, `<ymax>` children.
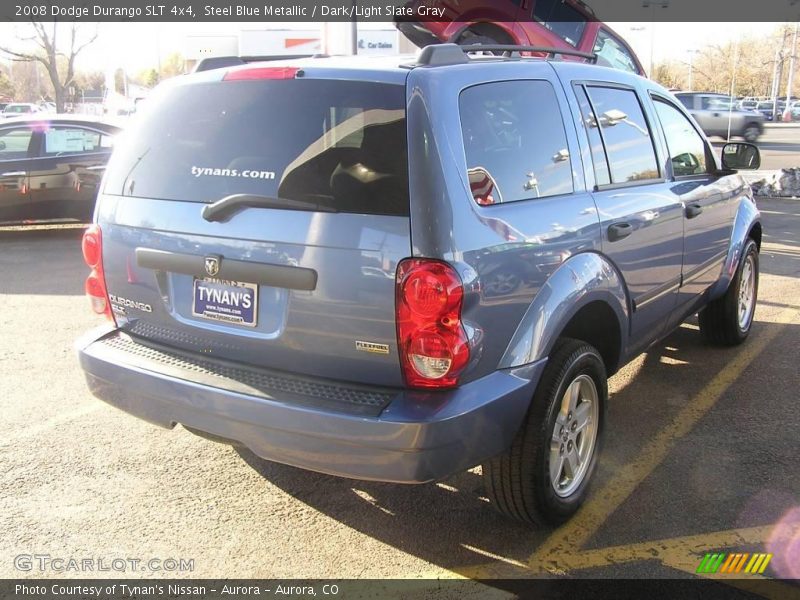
<box><xmin>608</xmin><ymin>222</ymin><xmax>633</xmax><ymax>242</ymax></box>
<box><xmin>1</xmin><ymin>171</ymin><xmax>26</xmax><ymax>177</ymax></box>
<box><xmin>686</xmin><ymin>203</ymin><xmax>704</xmax><ymax>219</ymax></box>
<box><xmin>85</xmin><ymin>165</ymin><xmax>106</xmax><ymax>171</ymax></box>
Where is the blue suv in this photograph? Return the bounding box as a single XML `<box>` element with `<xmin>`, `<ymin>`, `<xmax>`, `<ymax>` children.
<box><xmin>77</xmin><ymin>45</ymin><xmax>762</xmax><ymax>525</ymax></box>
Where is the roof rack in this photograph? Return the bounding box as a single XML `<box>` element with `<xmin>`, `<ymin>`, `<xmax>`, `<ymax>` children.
<box><xmin>409</xmin><ymin>43</ymin><xmax>597</xmax><ymax>68</ymax></box>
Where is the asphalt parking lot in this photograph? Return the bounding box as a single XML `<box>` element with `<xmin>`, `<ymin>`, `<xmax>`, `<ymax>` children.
<box><xmin>1</xmin><ymin>199</ymin><xmax>799</xmax><ymax>592</ymax></box>
<box><xmin>712</xmin><ymin>123</ymin><xmax>800</xmax><ymax>171</ymax></box>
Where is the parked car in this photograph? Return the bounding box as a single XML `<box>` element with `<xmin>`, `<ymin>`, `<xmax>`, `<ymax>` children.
<box><xmin>1</xmin><ymin>102</ymin><xmax>42</xmax><ymax>118</ymax></box>
<box><xmin>674</xmin><ymin>92</ymin><xmax>764</xmax><ymax>141</ymax></box>
<box><xmin>754</xmin><ymin>101</ymin><xmax>777</xmax><ymax>121</ymax></box>
<box><xmin>77</xmin><ymin>45</ymin><xmax>762</xmax><ymax>526</ymax></box>
<box><xmin>0</xmin><ymin>116</ymin><xmax>120</xmax><ymax>223</ymax></box>
<box><xmin>395</xmin><ymin>0</ymin><xmax>645</xmax><ymax>75</ymax></box>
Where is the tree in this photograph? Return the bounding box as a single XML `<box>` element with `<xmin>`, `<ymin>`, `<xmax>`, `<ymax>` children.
<box><xmin>159</xmin><ymin>52</ymin><xmax>185</xmax><ymax>80</ymax></box>
<box><xmin>0</xmin><ymin>22</ymin><xmax>98</xmax><ymax>112</ymax></box>
<box><xmin>0</xmin><ymin>65</ymin><xmax>14</xmax><ymax>100</ymax></box>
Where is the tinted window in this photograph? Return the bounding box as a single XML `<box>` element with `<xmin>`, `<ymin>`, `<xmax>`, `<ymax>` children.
<box><xmin>42</xmin><ymin>127</ymin><xmax>113</xmax><ymax>156</ymax></box>
<box><xmin>4</xmin><ymin>105</ymin><xmax>34</xmax><ymax>114</ymax></box>
<box><xmin>675</xmin><ymin>94</ymin><xmax>694</xmax><ymax>109</ymax></box>
<box><xmin>654</xmin><ymin>99</ymin><xmax>709</xmax><ymax>177</ymax></box>
<box><xmin>574</xmin><ymin>85</ymin><xmax>610</xmax><ymax>186</ymax></box>
<box><xmin>593</xmin><ymin>30</ymin><xmax>639</xmax><ymax>74</ymax></box>
<box><xmin>700</xmin><ymin>96</ymin><xmax>734</xmax><ymax>111</ymax></box>
<box><xmin>460</xmin><ymin>80</ymin><xmax>573</xmax><ymax>205</ymax></box>
<box><xmin>532</xmin><ymin>0</ymin><xmax>587</xmax><ymax>47</ymax></box>
<box><xmin>0</xmin><ymin>127</ymin><xmax>33</xmax><ymax>160</ymax></box>
<box><xmin>104</xmin><ymin>80</ymin><xmax>408</xmax><ymax>216</ymax></box>
<box><xmin>586</xmin><ymin>86</ymin><xmax>659</xmax><ymax>184</ymax></box>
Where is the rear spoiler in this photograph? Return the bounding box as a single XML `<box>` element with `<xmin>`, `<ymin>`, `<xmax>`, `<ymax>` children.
<box><xmin>193</xmin><ymin>54</ymin><xmax>325</xmax><ymax>73</ymax></box>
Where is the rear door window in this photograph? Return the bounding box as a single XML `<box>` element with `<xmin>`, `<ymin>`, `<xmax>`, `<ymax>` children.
<box><xmin>104</xmin><ymin>79</ymin><xmax>409</xmax><ymax>216</ymax></box>
<box><xmin>459</xmin><ymin>80</ymin><xmax>574</xmax><ymax>205</ymax></box>
<box><xmin>42</xmin><ymin>127</ymin><xmax>113</xmax><ymax>156</ymax></box>
<box><xmin>584</xmin><ymin>86</ymin><xmax>659</xmax><ymax>184</ymax></box>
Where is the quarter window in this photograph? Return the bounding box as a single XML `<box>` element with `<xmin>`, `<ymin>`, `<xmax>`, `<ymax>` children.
<box><xmin>532</xmin><ymin>0</ymin><xmax>587</xmax><ymax>47</ymax></box>
<box><xmin>593</xmin><ymin>30</ymin><xmax>639</xmax><ymax>74</ymax></box>
<box><xmin>0</xmin><ymin>127</ymin><xmax>34</xmax><ymax>160</ymax></box>
<box><xmin>653</xmin><ymin>99</ymin><xmax>710</xmax><ymax>177</ymax></box>
<box><xmin>585</xmin><ymin>86</ymin><xmax>659</xmax><ymax>184</ymax></box>
<box><xmin>460</xmin><ymin>80</ymin><xmax>574</xmax><ymax>205</ymax></box>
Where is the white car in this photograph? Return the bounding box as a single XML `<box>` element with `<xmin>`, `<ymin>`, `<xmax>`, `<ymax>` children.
<box><xmin>1</xmin><ymin>103</ymin><xmax>42</xmax><ymax>119</ymax></box>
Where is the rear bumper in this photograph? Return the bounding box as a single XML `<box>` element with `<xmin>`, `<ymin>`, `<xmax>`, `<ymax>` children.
<box><xmin>77</xmin><ymin>327</ymin><xmax>544</xmax><ymax>483</ymax></box>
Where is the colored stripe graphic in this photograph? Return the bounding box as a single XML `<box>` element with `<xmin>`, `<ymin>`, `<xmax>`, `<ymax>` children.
<box><xmin>744</xmin><ymin>553</ymin><xmax>773</xmax><ymax>574</ymax></box>
<box><xmin>697</xmin><ymin>553</ymin><xmax>727</xmax><ymax>573</ymax></box>
<box><xmin>699</xmin><ymin>553</ymin><xmax>774</xmax><ymax>574</ymax></box>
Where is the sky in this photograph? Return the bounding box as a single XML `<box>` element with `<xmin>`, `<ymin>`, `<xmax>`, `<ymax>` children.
<box><xmin>0</xmin><ymin>21</ymin><xmax>788</xmax><ymax>75</ymax></box>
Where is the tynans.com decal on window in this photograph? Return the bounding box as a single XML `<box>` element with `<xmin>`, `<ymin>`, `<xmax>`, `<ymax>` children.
<box><xmin>190</xmin><ymin>166</ymin><xmax>276</xmax><ymax>180</ymax></box>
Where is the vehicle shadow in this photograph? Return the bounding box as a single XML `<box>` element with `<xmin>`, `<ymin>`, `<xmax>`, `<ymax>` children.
<box><xmin>234</xmin><ymin>204</ymin><xmax>799</xmax><ymax>577</ymax></box>
<box><xmin>235</xmin><ymin>314</ymin><xmax>795</xmax><ymax>578</ymax></box>
<box><xmin>0</xmin><ymin>225</ymin><xmax>87</xmax><ymax>295</ymax></box>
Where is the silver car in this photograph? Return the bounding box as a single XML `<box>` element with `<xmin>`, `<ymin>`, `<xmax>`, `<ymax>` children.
<box><xmin>675</xmin><ymin>93</ymin><xmax>764</xmax><ymax>142</ymax></box>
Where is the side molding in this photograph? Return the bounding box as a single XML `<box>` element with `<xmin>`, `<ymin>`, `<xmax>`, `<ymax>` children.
<box><xmin>708</xmin><ymin>197</ymin><xmax>760</xmax><ymax>301</ymax></box>
<box><xmin>498</xmin><ymin>252</ymin><xmax>629</xmax><ymax>368</ymax></box>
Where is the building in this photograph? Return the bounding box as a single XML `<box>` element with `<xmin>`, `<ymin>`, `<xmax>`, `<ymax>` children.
<box><xmin>184</xmin><ymin>26</ymin><xmax>416</xmax><ymax>71</ymax></box>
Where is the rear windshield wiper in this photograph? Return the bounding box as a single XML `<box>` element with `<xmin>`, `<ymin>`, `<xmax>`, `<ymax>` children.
<box><xmin>201</xmin><ymin>194</ymin><xmax>338</xmax><ymax>223</ymax></box>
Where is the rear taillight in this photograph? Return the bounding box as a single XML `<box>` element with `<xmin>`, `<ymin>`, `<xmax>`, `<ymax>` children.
<box><xmin>81</xmin><ymin>225</ymin><xmax>114</xmax><ymax>322</ymax></box>
<box><xmin>396</xmin><ymin>259</ymin><xmax>469</xmax><ymax>389</ymax></box>
<box><xmin>223</xmin><ymin>67</ymin><xmax>300</xmax><ymax>81</ymax></box>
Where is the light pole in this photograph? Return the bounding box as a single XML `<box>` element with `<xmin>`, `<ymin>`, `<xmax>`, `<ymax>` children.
<box><xmin>642</xmin><ymin>0</ymin><xmax>669</xmax><ymax>77</ymax></box>
<box><xmin>785</xmin><ymin>23</ymin><xmax>798</xmax><ymax>107</ymax></box>
<box><xmin>686</xmin><ymin>49</ymin><xmax>699</xmax><ymax>91</ymax></box>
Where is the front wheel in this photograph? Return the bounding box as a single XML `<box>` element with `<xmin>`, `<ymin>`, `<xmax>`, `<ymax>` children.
<box><xmin>699</xmin><ymin>238</ymin><xmax>759</xmax><ymax>345</ymax></box>
<box><xmin>742</xmin><ymin>125</ymin><xmax>761</xmax><ymax>143</ymax></box>
<box><xmin>483</xmin><ymin>338</ymin><xmax>607</xmax><ymax>526</ymax></box>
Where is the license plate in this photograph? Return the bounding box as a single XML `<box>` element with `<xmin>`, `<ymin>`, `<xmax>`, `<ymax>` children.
<box><xmin>192</xmin><ymin>278</ymin><xmax>258</xmax><ymax>327</ymax></box>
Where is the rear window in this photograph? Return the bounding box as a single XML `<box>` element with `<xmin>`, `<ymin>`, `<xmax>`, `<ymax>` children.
<box><xmin>104</xmin><ymin>78</ymin><xmax>409</xmax><ymax>216</ymax></box>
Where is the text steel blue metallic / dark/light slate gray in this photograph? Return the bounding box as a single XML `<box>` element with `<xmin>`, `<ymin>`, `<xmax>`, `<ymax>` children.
<box><xmin>77</xmin><ymin>46</ymin><xmax>763</xmax><ymax>525</ymax></box>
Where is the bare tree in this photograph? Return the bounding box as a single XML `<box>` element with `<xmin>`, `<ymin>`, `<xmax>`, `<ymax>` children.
<box><xmin>0</xmin><ymin>22</ymin><xmax>98</xmax><ymax>112</ymax></box>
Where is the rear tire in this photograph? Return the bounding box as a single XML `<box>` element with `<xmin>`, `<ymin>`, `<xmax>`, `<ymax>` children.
<box><xmin>699</xmin><ymin>238</ymin><xmax>759</xmax><ymax>346</ymax></box>
<box><xmin>483</xmin><ymin>338</ymin><xmax>607</xmax><ymax>526</ymax></box>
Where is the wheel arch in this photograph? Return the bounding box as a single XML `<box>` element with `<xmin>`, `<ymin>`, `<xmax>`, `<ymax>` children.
<box><xmin>498</xmin><ymin>252</ymin><xmax>629</xmax><ymax>376</ymax></box>
<box><xmin>709</xmin><ymin>194</ymin><xmax>761</xmax><ymax>301</ymax></box>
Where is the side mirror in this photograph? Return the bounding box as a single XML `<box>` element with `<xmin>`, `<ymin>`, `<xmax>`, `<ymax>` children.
<box><xmin>0</xmin><ymin>141</ymin><xmax>5</xmax><ymax>151</ymax></box>
<box><xmin>721</xmin><ymin>142</ymin><xmax>760</xmax><ymax>170</ymax></box>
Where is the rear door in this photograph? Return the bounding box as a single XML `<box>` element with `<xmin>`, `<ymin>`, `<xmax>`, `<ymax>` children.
<box><xmin>99</xmin><ymin>72</ymin><xmax>411</xmax><ymax>387</ymax></box>
<box><xmin>572</xmin><ymin>82</ymin><xmax>684</xmax><ymax>353</ymax></box>
<box><xmin>0</xmin><ymin>125</ymin><xmax>34</xmax><ymax>222</ymax></box>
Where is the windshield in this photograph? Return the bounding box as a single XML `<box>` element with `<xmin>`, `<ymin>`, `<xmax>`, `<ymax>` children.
<box><xmin>103</xmin><ymin>78</ymin><xmax>409</xmax><ymax>216</ymax></box>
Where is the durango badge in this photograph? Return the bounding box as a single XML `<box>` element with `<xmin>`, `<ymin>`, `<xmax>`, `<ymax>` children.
<box><xmin>204</xmin><ymin>256</ymin><xmax>221</xmax><ymax>277</ymax></box>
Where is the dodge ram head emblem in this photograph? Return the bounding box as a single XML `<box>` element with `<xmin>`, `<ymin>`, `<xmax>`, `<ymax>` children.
<box><xmin>204</xmin><ymin>256</ymin><xmax>221</xmax><ymax>277</ymax></box>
